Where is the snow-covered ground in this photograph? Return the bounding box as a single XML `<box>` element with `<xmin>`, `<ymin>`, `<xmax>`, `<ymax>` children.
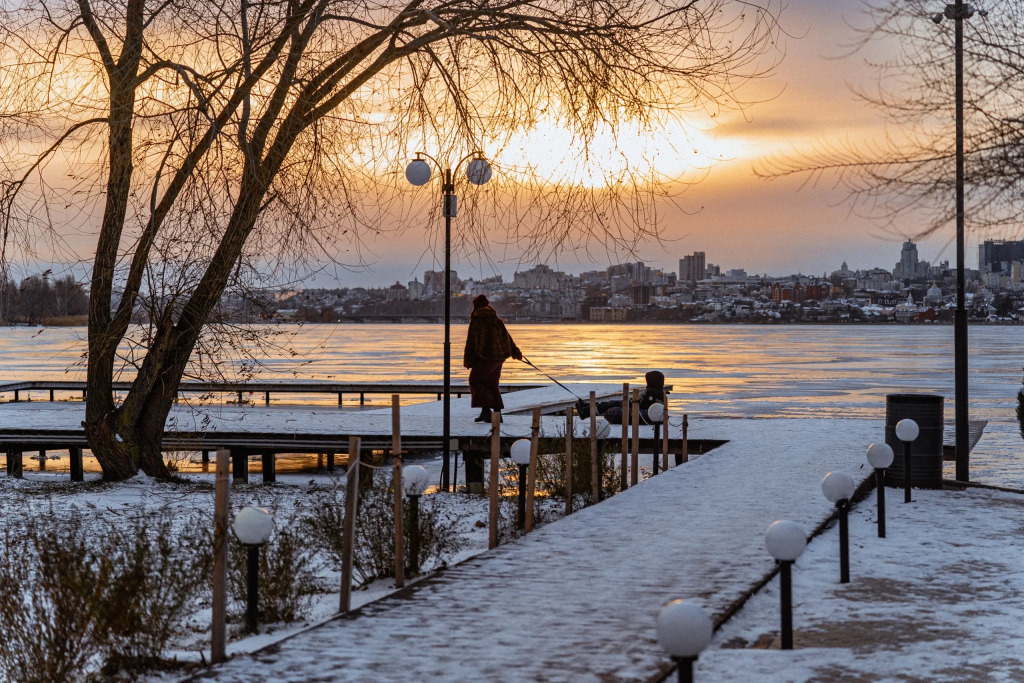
<box><xmin>184</xmin><ymin>418</ymin><xmax>882</xmax><ymax>681</ymax></box>
<box><xmin>698</xmin><ymin>484</ymin><xmax>1024</xmax><ymax>682</ymax></box>
<box><xmin>2</xmin><ymin>405</ymin><xmax>1021</xmax><ymax>682</ymax></box>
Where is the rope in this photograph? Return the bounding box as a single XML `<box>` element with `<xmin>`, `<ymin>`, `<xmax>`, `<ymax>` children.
<box><xmin>519</xmin><ymin>357</ymin><xmax>585</xmax><ymax>401</ymax></box>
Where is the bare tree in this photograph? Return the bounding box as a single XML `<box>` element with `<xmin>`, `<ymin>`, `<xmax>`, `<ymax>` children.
<box><xmin>758</xmin><ymin>0</ymin><xmax>1024</xmax><ymax>239</ymax></box>
<box><xmin>0</xmin><ymin>0</ymin><xmax>783</xmax><ymax>479</ymax></box>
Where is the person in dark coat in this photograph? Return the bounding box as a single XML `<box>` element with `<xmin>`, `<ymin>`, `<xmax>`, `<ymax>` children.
<box><xmin>463</xmin><ymin>295</ymin><xmax>522</xmax><ymax>422</ymax></box>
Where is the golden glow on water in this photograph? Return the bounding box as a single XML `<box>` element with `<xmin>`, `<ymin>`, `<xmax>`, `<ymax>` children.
<box><xmin>0</xmin><ymin>324</ymin><xmax>1019</xmax><ymax>425</ymax></box>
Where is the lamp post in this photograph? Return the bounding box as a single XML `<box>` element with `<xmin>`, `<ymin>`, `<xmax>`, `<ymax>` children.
<box><xmin>510</xmin><ymin>438</ymin><xmax>531</xmax><ymax>530</ymax></box>
<box><xmin>232</xmin><ymin>506</ymin><xmax>275</xmax><ymax>633</ymax></box>
<box><xmin>402</xmin><ymin>465</ymin><xmax>430</xmax><ymax>575</ymax></box>
<box><xmin>866</xmin><ymin>443</ymin><xmax>895</xmax><ymax>538</ymax></box>
<box><xmin>931</xmin><ymin>2</ymin><xmax>988</xmax><ymax>482</ymax></box>
<box><xmin>648</xmin><ymin>402</ymin><xmax>665</xmax><ymax>475</ymax></box>
<box><xmin>895</xmin><ymin>418</ymin><xmax>919</xmax><ymax>503</ymax></box>
<box><xmin>656</xmin><ymin>599</ymin><xmax>713</xmax><ymax>683</ymax></box>
<box><xmin>821</xmin><ymin>472</ymin><xmax>856</xmax><ymax>584</ymax></box>
<box><xmin>406</xmin><ymin>152</ymin><xmax>493</xmax><ymax>492</ymax></box>
<box><xmin>765</xmin><ymin>520</ymin><xmax>807</xmax><ymax>650</ymax></box>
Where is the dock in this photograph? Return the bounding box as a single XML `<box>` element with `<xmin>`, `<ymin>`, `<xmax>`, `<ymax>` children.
<box><xmin>0</xmin><ymin>379</ymin><xmax>544</xmax><ymax>406</ymax></box>
<box><xmin>0</xmin><ymin>382</ymin><xmax>697</xmax><ymax>483</ymax></box>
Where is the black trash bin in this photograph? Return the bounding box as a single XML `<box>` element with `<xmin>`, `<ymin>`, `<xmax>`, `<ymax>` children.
<box><xmin>884</xmin><ymin>393</ymin><xmax>944</xmax><ymax>489</ymax></box>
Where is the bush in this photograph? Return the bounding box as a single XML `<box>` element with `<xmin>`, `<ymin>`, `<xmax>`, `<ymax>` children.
<box><xmin>0</xmin><ymin>520</ymin><xmax>107</xmax><ymax>683</ymax></box>
<box><xmin>0</xmin><ymin>509</ymin><xmax>216</xmax><ymax>681</ymax></box>
<box><xmin>536</xmin><ymin>436</ymin><xmax>622</xmax><ymax>507</ymax></box>
<box><xmin>300</xmin><ymin>471</ymin><xmax>463</xmax><ymax>584</ymax></box>
<box><xmin>97</xmin><ymin>512</ymin><xmax>212</xmax><ymax>675</ymax></box>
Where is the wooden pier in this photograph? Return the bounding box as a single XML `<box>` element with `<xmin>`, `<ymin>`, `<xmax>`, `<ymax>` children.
<box><xmin>0</xmin><ymin>382</ymin><xmax>697</xmax><ymax>484</ymax></box>
<box><xmin>0</xmin><ymin>379</ymin><xmax>544</xmax><ymax>406</ymax></box>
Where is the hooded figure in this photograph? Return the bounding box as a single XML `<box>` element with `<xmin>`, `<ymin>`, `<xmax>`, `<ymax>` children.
<box><xmin>463</xmin><ymin>295</ymin><xmax>522</xmax><ymax>422</ymax></box>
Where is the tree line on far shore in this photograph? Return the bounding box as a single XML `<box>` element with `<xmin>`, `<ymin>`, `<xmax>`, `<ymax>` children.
<box><xmin>0</xmin><ymin>272</ymin><xmax>89</xmax><ymax>325</ymax></box>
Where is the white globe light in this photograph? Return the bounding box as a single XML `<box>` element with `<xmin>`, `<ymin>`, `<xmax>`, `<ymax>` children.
<box><xmin>895</xmin><ymin>418</ymin><xmax>919</xmax><ymax>442</ymax></box>
<box><xmin>866</xmin><ymin>443</ymin><xmax>895</xmax><ymax>469</ymax></box>
<box><xmin>510</xmin><ymin>438</ymin><xmax>532</xmax><ymax>466</ymax></box>
<box><xmin>656</xmin><ymin>599</ymin><xmax>713</xmax><ymax>659</ymax></box>
<box><xmin>765</xmin><ymin>520</ymin><xmax>807</xmax><ymax>561</ymax></box>
<box><xmin>403</xmin><ymin>465</ymin><xmax>430</xmax><ymax>496</ymax></box>
<box><xmin>465</xmin><ymin>158</ymin><xmax>492</xmax><ymax>185</ymax></box>
<box><xmin>232</xmin><ymin>506</ymin><xmax>275</xmax><ymax>546</ymax></box>
<box><xmin>405</xmin><ymin>159</ymin><xmax>431</xmax><ymax>186</ymax></box>
<box><xmin>821</xmin><ymin>471</ymin><xmax>856</xmax><ymax>503</ymax></box>
<box><xmin>647</xmin><ymin>402</ymin><xmax>665</xmax><ymax>423</ymax></box>
<box><xmin>593</xmin><ymin>417</ymin><xmax>612</xmax><ymax>439</ymax></box>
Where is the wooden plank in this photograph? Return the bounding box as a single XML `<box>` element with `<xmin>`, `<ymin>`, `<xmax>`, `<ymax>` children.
<box><xmin>620</xmin><ymin>383</ymin><xmax>629</xmax><ymax>491</ymax></box>
<box><xmin>526</xmin><ymin>408</ymin><xmax>540</xmax><ymax>532</ymax></box>
<box><xmin>392</xmin><ymin>396</ymin><xmax>404</xmax><ymax>589</ymax></box>
<box><xmin>630</xmin><ymin>388</ymin><xmax>640</xmax><ymax>487</ymax></box>
<box><xmin>489</xmin><ymin>413</ymin><xmax>500</xmax><ymax>550</ymax></box>
<box><xmin>590</xmin><ymin>391</ymin><xmax>600</xmax><ymax>503</ymax></box>
<box><xmin>565</xmin><ymin>408</ymin><xmax>573</xmax><ymax>516</ymax></box>
<box><xmin>211</xmin><ymin>449</ymin><xmax>229</xmax><ymax>664</ymax></box>
<box><xmin>340</xmin><ymin>436</ymin><xmax>360</xmax><ymax>612</ymax></box>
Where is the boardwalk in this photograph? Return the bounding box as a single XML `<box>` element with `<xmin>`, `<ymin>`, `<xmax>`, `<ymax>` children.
<box><xmin>191</xmin><ymin>418</ymin><xmax>878</xmax><ymax>682</ymax></box>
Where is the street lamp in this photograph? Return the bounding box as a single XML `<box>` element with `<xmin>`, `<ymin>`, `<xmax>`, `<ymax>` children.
<box><xmin>403</xmin><ymin>465</ymin><xmax>430</xmax><ymax>575</ymax></box>
<box><xmin>656</xmin><ymin>599</ymin><xmax>713</xmax><ymax>683</ymax></box>
<box><xmin>406</xmin><ymin>151</ymin><xmax>493</xmax><ymax>493</ymax></box>
<box><xmin>895</xmin><ymin>418</ymin><xmax>920</xmax><ymax>503</ymax></box>
<box><xmin>232</xmin><ymin>506</ymin><xmax>275</xmax><ymax>633</ymax></box>
<box><xmin>821</xmin><ymin>472</ymin><xmax>856</xmax><ymax>584</ymax></box>
<box><xmin>648</xmin><ymin>402</ymin><xmax>665</xmax><ymax>475</ymax></box>
<box><xmin>765</xmin><ymin>520</ymin><xmax>807</xmax><ymax>650</ymax></box>
<box><xmin>866</xmin><ymin>443</ymin><xmax>895</xmax><ymax>537</ymax></box>
<box><xmin>510</xmin><ymin>438</ymin><xmax>531</xmax><ymax>530</ymax></box>
<box><xmin>931</xmin><ymin>2</ymin><xmax>988</xmax><ymax>482</ymax></box>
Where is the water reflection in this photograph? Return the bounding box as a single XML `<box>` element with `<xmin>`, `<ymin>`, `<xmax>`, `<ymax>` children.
<box><xmin>0</xmin><ymin>323</ymin><xmax>1016</xmax><ymax>424</ymax></box>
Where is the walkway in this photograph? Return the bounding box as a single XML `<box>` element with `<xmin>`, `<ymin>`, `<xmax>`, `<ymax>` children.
<box><xmin>192</xmin><ymin>417</ymin><xmax>879</xmax><ymax>681</ymax></box>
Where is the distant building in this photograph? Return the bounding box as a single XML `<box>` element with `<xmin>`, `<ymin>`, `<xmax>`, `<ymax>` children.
<box><xmin>589</xmin><ymin>307</ymin><xmax>628</xmax><ymax>321</ymax></box>
<box><xmin>679</xmin><ymin>252</ymin><xmax>705</xmax><ymax>283</ymax></box>
<box><xmin>513</xmin><ymin>264</ymin><xmax>569</xmax><ymax>291</ymax></box>
<box><xmin>979</xmin><ymin>239</ymin><xmax>1024</xmax><ymax>274</ymax></box>
<box><xmin>423</xmin><ymin>270</ymin><xmax>460</xmax><ymax>295</ymax></box>
<box><xmin>630</xmin><ymin>283</ymin><xmax>652</xmax><ymax>306</ymax></box>
<box><xmin>894</xmin><ymin>241</ymin><xmax>919</xmax><ymax>280</ymax></box>
<box><xmin>385</xmin><ymin>281</ymin><xmax>408</xmax><ymax>301</ymax></box>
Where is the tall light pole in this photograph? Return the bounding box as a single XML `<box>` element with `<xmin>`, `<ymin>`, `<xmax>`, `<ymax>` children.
<box><xmin>932</xmin><ymin>2</ymin><xmax>987</xmax><ymax>482</ymax></box>
<box><xmin>406</xmin><ymin>151</ymin><xmax>492</xmax><ymax>491</ymax></box>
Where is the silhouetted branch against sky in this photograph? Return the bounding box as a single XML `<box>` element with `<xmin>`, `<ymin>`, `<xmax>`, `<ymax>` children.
<box><xmin>756</xmin><ymin>0</ymin><xmax>1024</xmax><ymax>242</ymax></box>
<box><xmin>0</xmin><ymin>0</ymin><xmax>785</xmax><ymax>288</ymax></box>
<box><xmin>0</xmin><ymin>0</ymin><xmax>786</xmax><ymax>478</ymax></box>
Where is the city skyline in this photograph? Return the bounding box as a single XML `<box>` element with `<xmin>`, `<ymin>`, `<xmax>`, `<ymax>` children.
<box><xmin>0</xmin><ymin>1</ymin><xmax>999</xmax><ymax>292</ymax></box>
<box><xmin>288</xmin><ymin>0</ymin><xmax>985</xmax><ymax>289</ymax></box>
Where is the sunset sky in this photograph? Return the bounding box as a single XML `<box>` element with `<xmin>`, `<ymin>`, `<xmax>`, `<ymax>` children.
<box><xmin>333</xmin><ymin>0</ymin><xmax>966</xmax><ymax>289</ymax></box>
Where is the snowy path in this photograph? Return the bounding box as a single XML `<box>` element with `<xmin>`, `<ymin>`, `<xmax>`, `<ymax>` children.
<box><xmin>192</xmin><ymin>418</ymin><xmax>880</xmax><ymax>682</ymax></box>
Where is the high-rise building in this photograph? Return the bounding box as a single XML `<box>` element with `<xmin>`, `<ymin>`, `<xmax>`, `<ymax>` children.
<box><xmin>679</xmin><ymin>252</ymin><xmax>706</xmax><ymax>283</ymax></box>
<box><xmin>979</xmin><ymin>239</ymin><xmax>1024</xmax><ymax>273</ymax></box>
<box><xmin>894</xmin><ymin>241</ymin><xmax>919</xmax><ymax>280</ymax></box>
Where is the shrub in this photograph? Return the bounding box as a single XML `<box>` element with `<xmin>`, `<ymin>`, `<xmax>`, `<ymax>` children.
<box><xmin>536</xmin><ymin>436</ymin><xmax>622</xmax><ymax>507</ymax></box>
<box><xmin>300</xmin><ymin>472</ymin><xmax>463</xmax><ymax>584</ymax></box>
<box><xmin>0</xmin><ymin>509</ymin><xmax>216</xmax><ymax>681</ymax></box>
<box><xmin>96</xmin><ymin>511</ymin><xmax>212</xmax><ymax>676</ymax></box>
<box><xmin>0</xmin><ymin>520</ymin><xmax>107</xmax><ymax>683</ymax></box>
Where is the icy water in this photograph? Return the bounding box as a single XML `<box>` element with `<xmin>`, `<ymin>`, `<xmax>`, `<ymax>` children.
<box><xmin>1</xmin><ymin>323</ymin><xmax>1022</xmax><ymax>482</ymax></box>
